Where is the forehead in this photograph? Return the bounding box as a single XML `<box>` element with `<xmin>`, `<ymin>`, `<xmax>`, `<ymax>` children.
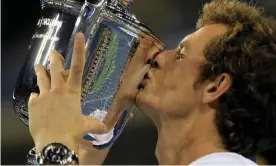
<box><xmin>180</xmin><ymin>24</ymin><xmax>229</xmax><ymax>56</ymax></box>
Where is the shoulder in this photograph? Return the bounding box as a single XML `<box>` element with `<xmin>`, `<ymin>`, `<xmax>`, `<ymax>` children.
<box><xmin>189</xmin><ymin>152</ymin><xmax>258</xmax><ymax>165</ymax></box>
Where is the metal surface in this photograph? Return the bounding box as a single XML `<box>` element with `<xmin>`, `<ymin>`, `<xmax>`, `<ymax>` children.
<box><xmin>12</xmin><ymin>0</ymin><xmax>164</xmax><ymax>149</ymax></box>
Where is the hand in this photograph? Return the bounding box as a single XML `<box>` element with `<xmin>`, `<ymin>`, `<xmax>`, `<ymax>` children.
<box><xmin>76</xmin><ymin>113</ymin><xmax>134</xmax><ymax>165</ymax></box>
<box><xmin>77</xmin><ymin>140</ymin><xmax>111</xmax><ymax>165</ymax></box>
<box><xmin>104</xmin><ymin>37</ymin><xmax>163</xmax><ymax>129</ymax></box>
<box><xmin>28</xmin><ymin>33</ymin><xmax>108</xmax><ymax>153</ymax></box>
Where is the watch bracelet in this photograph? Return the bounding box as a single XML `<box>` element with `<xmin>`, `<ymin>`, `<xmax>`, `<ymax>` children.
<box><xmin>26</xmin><ymin>146</ymin><xmax>79</xmax><ymax>165</ymax></box>
<box><xmin>26</xmin><ymin>147</ymin><xmax>37</xmax><ymax>165</ymax></box>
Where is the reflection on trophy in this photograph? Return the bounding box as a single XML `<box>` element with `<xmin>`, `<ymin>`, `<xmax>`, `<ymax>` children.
<box><xmin>13</xmin><ymin>0</ymin><xmax>164</xmax><ymax>149</ymax></box>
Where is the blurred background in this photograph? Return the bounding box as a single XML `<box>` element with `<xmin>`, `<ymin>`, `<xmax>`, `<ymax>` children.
<box><xmin>2</xmin><ymin>0</ymin><xmax>276</xmax><ymax>164</ymax></box>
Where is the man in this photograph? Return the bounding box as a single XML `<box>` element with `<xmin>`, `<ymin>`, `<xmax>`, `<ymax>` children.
<box><xmin>28</xmin><ymin>0</ymin><xmax>276</xmax><ymax>165</ymax></box>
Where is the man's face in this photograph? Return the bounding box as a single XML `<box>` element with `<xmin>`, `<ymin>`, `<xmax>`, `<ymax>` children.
<box><xmin>136</xmin><ymin>24</ymin><xmax>229</xmax><ymax>120</ymax></box>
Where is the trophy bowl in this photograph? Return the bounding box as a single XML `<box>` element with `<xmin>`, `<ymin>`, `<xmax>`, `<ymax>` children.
<box><xmin>13</xmin><ymin>0</ymin><xmax>164</xmax><ymax>149</ymax></box>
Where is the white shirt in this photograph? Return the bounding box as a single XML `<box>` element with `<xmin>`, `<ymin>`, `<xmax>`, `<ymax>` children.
<box><xmin>189</xmin><ymin>152</ymin><xmax>258</xmax><ymax>165</ymax></box>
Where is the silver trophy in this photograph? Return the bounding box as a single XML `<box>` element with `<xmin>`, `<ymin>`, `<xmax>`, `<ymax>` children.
<box><xmin>13</xmin><ymin>0</ymin><xmax>164</xmax><ymax>149</ymax></box>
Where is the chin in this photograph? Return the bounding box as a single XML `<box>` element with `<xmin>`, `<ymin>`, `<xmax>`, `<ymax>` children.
<box><xmin>136</xmin><ymin>88</ymin><xmax>160</xmax><ymax>121</ymax></box>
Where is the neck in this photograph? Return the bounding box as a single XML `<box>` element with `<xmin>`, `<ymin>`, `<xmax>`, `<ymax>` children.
<box><xmin>154</xmin><ymin>108</ymin><xmax>227</xmax><ymax>165</ymax></box>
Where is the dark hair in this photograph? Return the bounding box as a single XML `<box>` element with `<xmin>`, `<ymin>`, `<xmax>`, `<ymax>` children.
<box><xmin>196</xmin><ymin>0</ymin><xmax>276</xmax><ymax>157</ymax></box>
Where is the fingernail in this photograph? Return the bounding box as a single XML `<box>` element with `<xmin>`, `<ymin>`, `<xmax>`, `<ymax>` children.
<box><xmin>50</xmin><ymin>50</ymin><xmax>59</xmax><ymax>56</ymax></box>
<box><xmin>75</xmin><ymin>32</ymin><xmax>84</xmax><ymax>40</ymax></box>
<box><xmin>49</xmin><ymin>51</ymin><xmax>54</xmax><ymax>61</ymax></box>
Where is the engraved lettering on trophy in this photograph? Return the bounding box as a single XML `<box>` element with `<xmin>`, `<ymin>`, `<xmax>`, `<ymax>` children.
<box><xmin>32</xmin><ymin>32</ymin><xmax>60</xmax><ymax>41</ymax></box>
<box><xmin>32</xmin><ymin>17</ymin><xmax>63</xmax><ymax>42</ymax></box>
<box><xmin>37</xmin><ymin>17</ymin><xmax>62</xmax><ymax>28</ymax></box>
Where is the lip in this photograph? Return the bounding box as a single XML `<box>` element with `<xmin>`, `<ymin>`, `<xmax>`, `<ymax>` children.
<box><xmin>144</xmin><ymin>70</ymin><xmax>153</xmax><ymax>80</ymax></box>
<box><xmin>143</xmin><ymin>72</ymin><xmax>150</xmax><ymax>80</ymax></box>
<box><xmin>139</xmin><ymin>70</ymin><xmax>154</xmax><ymax>90</ymax></box>
<box><xmin>138</xmin><ymin>78</ymin><xmax>149</xmax><ymax>90</ymax></box>
<box><xmin>138</xmin><ymin>81</ymin><xmax>144</xmax><ymax>90</ymax></box>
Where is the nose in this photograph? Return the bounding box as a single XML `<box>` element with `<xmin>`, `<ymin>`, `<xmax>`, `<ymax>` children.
<box><xmin>151</xmin><ymin>50</ymin><xmax>176</xmax><ymax>69</ymax></box>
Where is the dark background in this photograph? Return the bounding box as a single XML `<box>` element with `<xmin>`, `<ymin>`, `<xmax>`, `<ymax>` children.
<box><xmin>2</xmin><ymin>0</ymin><xmax>276</xmax><ymax>164</ymax></box>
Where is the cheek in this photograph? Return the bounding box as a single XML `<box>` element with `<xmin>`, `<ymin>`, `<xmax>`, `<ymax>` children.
<box><xmin>145</xmin><ymin>89</ymin><xmax>196</xmax><ymax>117</ymax></box>
<box><xmin>162</xmin><ymin>69</ymin><xmax>182</xmax><ymax>90</ymax></box>
<box><xmin>167</xmin><ymin>85</ymin><xmax>195</xmax><ymax>107</ymax></box>
<box><xmin>163</xmin><ymin>66</ymin><xmax>194</xmax><ymax>90</ymax></box>
<box><xmin>149</xmin><ymin>83</ymin><xmax>194</xmax><ymax>114</ymax></box>
<box><xmin>139</xmin><ymin>64</ymin><xmax>199</xmax><ymax>114</ymax></box>
<box><xmin>159</xmin><ymin>71</ymin><xmax>198</xmax><ymax>114</ymax></box>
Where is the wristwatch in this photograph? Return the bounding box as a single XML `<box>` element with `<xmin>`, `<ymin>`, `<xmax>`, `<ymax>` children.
<box><xmin>27</xmin><ymin>143</ymin><xmax>79</xmax><ymax>165</ymax></box>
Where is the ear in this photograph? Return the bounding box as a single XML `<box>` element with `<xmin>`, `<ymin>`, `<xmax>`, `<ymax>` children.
<box><xmin>202</xmin><ymin>73</ymin><xmax>231</xmax><ymax>104</ymax></box>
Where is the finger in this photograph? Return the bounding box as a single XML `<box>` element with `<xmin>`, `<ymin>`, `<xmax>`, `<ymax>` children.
<box><xmin>123</xmin><ymin>64</ymin><xmax>151</xmax><ymax>93</ymax></box>
<box><xmin>50</xmin><ymin>50</ymin><xmax>65</xmax><ymax>90</ymax></box>
<box><xmin>145</xmin><ymin>46</ymin><xmax>161</xmax><ymax>64</ymax></box>
<box><xmin>131</xmin><ymin>38</ymin><xmax>154</xmax><ymax>65</ymax></box>
<box><xmin>82</xmin><ymin>116</ymin><xmax>108</xmax><ymax>135</ymax></box>
<box><xmin>78</xmin><ymin>140</ymin><xmax>94</xmax><ymax>151</ymax></box>
<box><xmin>136</xmin><ymin>36</ymin><xmax>153</xmax><ymax>53</ymax></box>
<box><xmin>63</xmin><ymin>69</ymin><xmax>70</xmax><ymax>80</ymax></box>
<box><xmin>67</xmin><ymin>33</ymin><xmax>86</xmax><ymax>90</ymax></box>
<box><xmin>28</xmin><ymin>92</ymin><xmax>39</xmax><ymax>107</ymax></box>
<box><xmin>125</xmin><ymin>38</ymin><xmax>154</xmax><ymax>76</ymax></box>
<box><xmin>104</xmin><ymin>107</ymin><xmax>135</xmax><ymax>131</ymax></box>
<box><xmin>104</xmin><ymin>65</ymin><xmax>150</xmax><ymax>128</ymax></box>
<box><xmin>78</xmin><ymin>140</ymin><xmax>111</xmax><ymax>153</ymax></box>
<box><xmin>35</xmin><ymin>64</ymin><xmax>51</xmax><ymax>94</ymax></box>
<box><xmin>131</xmin><ymin>64</ymin><xmax>151</xmax><ymax>87</ymax></box>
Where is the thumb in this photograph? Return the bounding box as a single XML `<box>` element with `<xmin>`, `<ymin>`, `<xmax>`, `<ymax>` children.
<box><xmin>82</xmin><ymin>116</ymin><xmax>109</xmax><ymax>135</ymax></box>
<box><xmin>78</xmin><ymin>139</ymin><xmax>95</xmax><ymax>151</ymax></box>
<box><xmin>130</xmin><ymin>64</ymin><xmax>151</xmax><ymax>88</ymax></box>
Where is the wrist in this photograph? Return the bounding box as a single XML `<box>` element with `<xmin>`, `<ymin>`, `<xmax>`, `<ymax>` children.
<box><xmin>34</xmin><ymin>134</ymin><xmax>78</xmax><ymax>153</ymax></box>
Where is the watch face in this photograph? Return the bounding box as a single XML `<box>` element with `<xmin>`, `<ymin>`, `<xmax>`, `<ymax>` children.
<box><xmin>42</xmin><ymin>143</ymin><xmax>69</xmax><ymax>164</ymax></box>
